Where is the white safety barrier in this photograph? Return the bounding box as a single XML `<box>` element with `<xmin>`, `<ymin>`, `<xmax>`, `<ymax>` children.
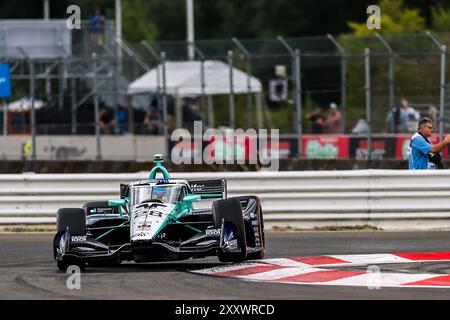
<box><xmin>2</xmin><ymin>169</ymin><xmax>450</xmax><ymax>230</ymax></box>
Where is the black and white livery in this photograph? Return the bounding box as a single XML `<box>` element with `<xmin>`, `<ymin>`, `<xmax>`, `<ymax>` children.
<box><xmin>53</xmin><ymin>154</ymin><xmax>265</xmax><ymax>270</ymax></box>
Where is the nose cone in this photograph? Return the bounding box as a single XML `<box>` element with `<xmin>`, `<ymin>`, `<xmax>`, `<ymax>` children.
<box><xmin>131</xmin><ymin>218</ymin><xmax>162</xmax><ymax>242</ymax></box>
<box><xmin>130</xmin><ymin>203</ymin><xmax>174</xmax><ymax>242</ymax></box>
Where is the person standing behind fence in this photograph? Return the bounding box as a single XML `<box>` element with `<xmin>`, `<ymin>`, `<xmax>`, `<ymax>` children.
<box><xmin>324</xmin><ymin>102</ymin><xmax>344</xmax><ymax>134</ymax></box>
<box><xmin>305</xmin><ymin>106</ymin><xmax>324</xmax><ymax>134</ymax></box>
<box><xmin>143</xmin><ymin>105</ymin><xmax>161</xmax><ymax>135</ymax></box>
<box><xmin>401</xmin><ymin>98</ymin><xmax>421</xmax><ymax>132</ymax></box>
<box><xmin>99</xmin><ymin>106</ymin><xmax>115</xmax><ymax>135</ymax></box>
<box><xmin>89</xmin><ymin>6</ymin><xmax>106</xmax><ymax>48</ymax></box>
<box><xmin>385</xmin><ymin>104</ymin><xmax>401</xmax><ymax>133</ymax></box>
<box><xmin>408</xmin><ymin>117</ymin><xmax>450</xmax><ymax>170</ymax></box>
<box><xmin>426</xmin><ymin>104</ymin><xmax>438</xmax><ymax>124</ymax></box>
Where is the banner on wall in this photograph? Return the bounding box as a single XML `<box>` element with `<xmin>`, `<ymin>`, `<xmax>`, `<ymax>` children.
<box><xmin>349</xmin><ymin>137</ymin><xmax>397</xmax><ymax>160</ymax></box>
<box><xmin>302</xmin><ymin>135</ymin><xmax>349</xmax><ymax>159</ymax></box>
<box><xmin>169</xmin><ymin>134</ymin><xmax>450</xmax><ymax>161</ymax></box>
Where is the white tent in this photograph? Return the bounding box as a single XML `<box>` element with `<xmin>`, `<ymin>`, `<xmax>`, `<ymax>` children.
<box><xmin>127</xmin><ymin>60</ymin><xmax>263</xmax><ymax>96</ymax></box>
<box><xmin>7</xmin><ymin>97</ymin><xmax>46</xmax><ymax>111</ymax></box>
<box><xmin>127</xmin><ymin>60</ymin><xmax>265</xmax><ymax>130</ymax></box>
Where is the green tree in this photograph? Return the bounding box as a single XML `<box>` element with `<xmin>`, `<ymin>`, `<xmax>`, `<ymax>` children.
<box><xmin>348</xmin><ymin>0</ymin><xmax>426</xmax><ymax>35</ymax></box>
<box><xmin>431</xmin><ymin>5</ymin><xmax>450</xmax><ymax>32</ymax></box>
<box><xmin>341</xmin><ymin>0</ymin><xmax>448</xmax><ymax>133</ymax></box>
<box><xmin>115</xmin><ymin>0</ymin><xmax>158</xmax><ymax>43</ymax></box>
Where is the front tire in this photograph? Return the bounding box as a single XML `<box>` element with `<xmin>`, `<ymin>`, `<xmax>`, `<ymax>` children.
<box><xmin>57</xmin><ymin>208</ymin><xmax>86</xmax><ymax>235</ymax></box>
<box><xmin>213</xmin><ymin>198</ymin><xmax>247</xmax><ymax>262</ymax></box>
<box><xmin>57</xmin><ymin>260</ymin><xmax>86</xmax><ymax>272</ymax></box>
<box><xmin>55</xmin><ymin>208</ymin><xmax>86</xmax><ymax>271</ymax></box>
<box><xmin>247</xmin><ymin>202</ymin><xmax>266</xmax><ymax>260</ymax></box>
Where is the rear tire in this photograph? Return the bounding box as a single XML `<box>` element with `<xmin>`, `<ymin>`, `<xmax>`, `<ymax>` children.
<box><xmin>213</xmin><ymin>198</ymin><xmax>247</xmax><ymax>262</ymax></box>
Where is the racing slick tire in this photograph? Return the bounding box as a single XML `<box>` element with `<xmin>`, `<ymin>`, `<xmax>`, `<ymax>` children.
<box><xmin>56</xmin><ymin>208</ymin><xmax>87</xmax><ymax>271</ymax></box>
<box><xmin>213</xmin><ymin>197</ymin><xmax>247</xmax><ymax>263</ymax></box>
<box><xmin>57</xmin><ymin>208</ymin><xmax>86</xmax><ymax>235</ymax></box>
<box><xmin>246</xmin><ymin>201</ymin><xmax>266</xmax><ymax>260</ymax></box>
<box><xmin>57</xmin><ymin>260</ymin><xmax>86</xmax><ymax>272</ymax></box>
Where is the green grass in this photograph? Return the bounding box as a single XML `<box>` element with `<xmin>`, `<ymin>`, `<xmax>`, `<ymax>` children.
<box><xmin>0</xmin><ymin>225</ymin><xmax>56</xmax><ymax>233</ymax></box>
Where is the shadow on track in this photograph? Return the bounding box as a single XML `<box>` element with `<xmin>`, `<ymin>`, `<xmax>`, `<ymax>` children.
<box><xmin>75</xmin><ymin>261</ymin><xmax>226</xmax><ymax>274</ymax></box>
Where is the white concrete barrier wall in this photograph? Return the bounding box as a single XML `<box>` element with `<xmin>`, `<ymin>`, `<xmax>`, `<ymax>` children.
<box><xmin>0</xmin><ymin>136</ymin><xmax>165</xmax><ymax>161</ymax></box>
<box><xmin>2</xmin><ymin>169</ymin><xmax>450</xmax><ymax>230</ymax></box>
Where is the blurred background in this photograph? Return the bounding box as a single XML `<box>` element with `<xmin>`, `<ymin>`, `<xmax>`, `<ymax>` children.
<box><xmin>1</xmin><ymin>0</ymin><xmax>450</xmax><ymax>166</ymax></box>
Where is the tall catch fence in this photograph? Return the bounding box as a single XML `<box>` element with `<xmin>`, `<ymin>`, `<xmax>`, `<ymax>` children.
<box><xmin>1</xmin><ymin>20</ymin><xmax>450</xmax><ymax>160</ymax></box>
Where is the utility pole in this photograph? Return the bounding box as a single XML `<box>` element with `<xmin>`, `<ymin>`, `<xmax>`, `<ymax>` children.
<box><xmin>43</xmin><ymin>0</ymin><xmax>50</xmax><ymax>20</ymax></box>
<box><xmin>186</xmin><ymin>0</ymin><xmax>195</xmax><ymax>60</ymax></box>
<box><xmin>115</xmin><ymin>0</ymin><xmax>122</xmax><ymax>62</ymax></box>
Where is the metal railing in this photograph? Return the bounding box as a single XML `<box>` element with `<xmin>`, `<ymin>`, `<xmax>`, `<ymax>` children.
<box><xmin>2</xmin><ymin>170</ymin><xmax>450</xmax><ymax>230</ymax></box>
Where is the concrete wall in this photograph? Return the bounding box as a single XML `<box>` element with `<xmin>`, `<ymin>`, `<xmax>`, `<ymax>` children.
<box><xmin>0</xmin><ymin>135</ymin><xmax>165</xmax><ymax>161</ymax></box>
<box><xmin>3</xmin><ymin>170</ymin><xmax>450</xmax><ymax>231</ymax></box>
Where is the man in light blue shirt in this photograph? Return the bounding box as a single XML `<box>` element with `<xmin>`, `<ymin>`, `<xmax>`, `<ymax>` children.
<box><xmin>408</xmin><ymin>118</ymin><xmax>450</xmax><ymax>170</ymax></box>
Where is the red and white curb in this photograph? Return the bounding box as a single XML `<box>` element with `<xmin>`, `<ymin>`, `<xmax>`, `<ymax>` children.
<box><xmin>193</xmin><ymin>252</ymin><xmax>450</xmax><ymax>288</ymax></box>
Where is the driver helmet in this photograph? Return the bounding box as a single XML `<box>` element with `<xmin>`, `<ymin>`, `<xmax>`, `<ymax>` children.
<box><xmin>153</xmin><ymin>187</ymin><xmax>168</xmax><ymax>200</ymax></box>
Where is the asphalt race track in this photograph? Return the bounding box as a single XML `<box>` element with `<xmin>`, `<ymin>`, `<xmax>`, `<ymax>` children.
<box><xmin>2</xmin><ymin>231</ymin><xmax>450</xmax><ymax>299</ymax></box>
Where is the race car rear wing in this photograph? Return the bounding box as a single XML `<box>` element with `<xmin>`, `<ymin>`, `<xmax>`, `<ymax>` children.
<box><xmin>188</xmin><ymin>179</ymin><xmax>227</xmax><ymax>200</ymax></box>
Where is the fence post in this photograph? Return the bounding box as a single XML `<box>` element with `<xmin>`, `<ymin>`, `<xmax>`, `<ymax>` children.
<box><xmin>2</xmin><ymin>99</ymin><xmax>7</xmax><ymax>136</ymax></box>
<box><xmin>375</xmin><ymin>33</ymin><xmax>395</xmax><ymax>123</ymax></box>
<box><xmin>29</xmin><ymin>58</ymin><xmax>36</xmax><ymax>160</ymax></box>
<box><xmin>141</xmin><ymin>40</ymin><xmax>163</xmax><ymax>134</ymax></box>
<box><xmin>58</xmin><ymin>58</ymin><xmax>65</xmax><ymax>111</ymax></box>
<box><xmin>294</xmin><ymin>49</ymin><xmax>302</xmax><ymax>159</ymax></box>
<box><xmin>228</xmin><ymin>50</ymin><xmax>235</xmax><ymax>129</ymax></box>
<box><xmin>327</xmin><ymin>34</ymin><xmax>347</xmax><ymax>131</ymax></box>
<box><xmin>440</xmin><ymin>45</ymin><xmax>446</xmax><ymax>140</ymax></box>
<box><xmin>200</xmin><ymin>57</ymin><xmax>206</xmax><ymax>124</ymax></box>
<box><xmin>161</xmin><ymin>51</ymin><xmax>169</xmax><ymax>158</ymax></box>
<box><xmin>277</xmin><ymin>36</ymin><xmax>303</xmax><ymax>158</ymax></box>
<box><xmin>426</xmin><ymin>31</ymin><xmax>446</xmax><ymax>140</ymax></box>
<box><xmin>193</xmin><ymin>44</ymin><xmax>207</xmax><ymax>127</ymax></box>
<box><xmin>232</xmin><ymin>37</ymin><xmax>253</xmax><ymax>129</ymax></box>
<box><xmin>365</xmin><ymin>48</ymin><xmax>372</xmax><ymax>160</ymax></box>
<box><xmin>113</xmin><ymin>45</ymin><xmax>119</xmax><ymax>133</ymax></box>
<box><xmin>93</xmin><ymin>53</ymin><xmax>101</xmax><ymax>161</ymax></box>
<box><xmin>71</xmin><ymin>78</ymin><xmax>76</xmax><ymax>134</ymax></box>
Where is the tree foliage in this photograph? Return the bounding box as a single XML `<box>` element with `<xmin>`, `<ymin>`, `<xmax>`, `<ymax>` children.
<box><xmin>431</xmin><ymin>5</ymin><xmax>450</xmax><ymax>32</ymax></box>
<box><xmin>348</xmin><ymin>0</ymin><xmax>426</xmax><ymax>35</ymax></box>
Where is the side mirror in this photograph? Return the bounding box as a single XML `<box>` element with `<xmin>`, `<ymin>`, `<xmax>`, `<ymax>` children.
<box><xmin>182</xmin><ymin>195</ymin><xmax>201</xmax><ymax>203</ymax></box>
<box><xmin>108</xmin><ymin>199</ymin><xmax>127</xmax><ymax>206</ymax></box>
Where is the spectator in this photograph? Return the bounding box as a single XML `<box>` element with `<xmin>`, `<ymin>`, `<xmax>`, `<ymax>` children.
<box><xmin>408</xmin><ymin>117</ymin><xmax>450</xmax><ymax>170</ymax></box>
<box><xmin>89</xmin><ymin>6</ymin><xmax>106</xmax><ymax>49</ymax></box>
<box><xmin>402</xmin><ymin>99</ymin><xmax>421</xmax><ymax>132</ymax></box>
<box><xmin>426</xmin><ymin>104</ymin><xmax>438</xmax><ymax>124</ymax></box>
<box><xmin>143</xmin><ymin>105</ymin><xmax>161</xmax><ymax>134</ymax></box>
<box><xmin>99</xmin><ymin>106</ymin><xmax>115</xmax><ymax>134</ymax></box>
<box><xmin>116</xmin><ymin>106</ymin><xmax>128</xmax><ymax>134</ymax></box>
<box><xmin>386</xmin><ymin>98</ymin><xmax>420</xmax><ymax>133</ymax></box>
<box><xmin>305</xmin><ymin>106</ymin><xmax>324</xmax><ymax>134</ymax></box>
<box><xmin>324</xmin><ymin>102</ymin><xmax>344</xmax><ymax>134</ymax></box>
<box><xmin>385</xmin><ymin>104</ymin><xmax>401</xmax><ymax>133</ymax></box>
<box><xmin>351</xmin><ymin>118</ymin><xmax>369</xmax><ymax>134</ymax></box>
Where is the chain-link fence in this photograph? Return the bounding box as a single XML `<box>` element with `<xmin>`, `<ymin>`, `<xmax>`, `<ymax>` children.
<box><xmin>1</xmin><ymin>23</ymin><xmax>450</xmax><ymax>160</ymax></box>
<box><xmin>130</xmin><ymin>32</ymin><xmax>450</xmax><ymax>136</ymax></box>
